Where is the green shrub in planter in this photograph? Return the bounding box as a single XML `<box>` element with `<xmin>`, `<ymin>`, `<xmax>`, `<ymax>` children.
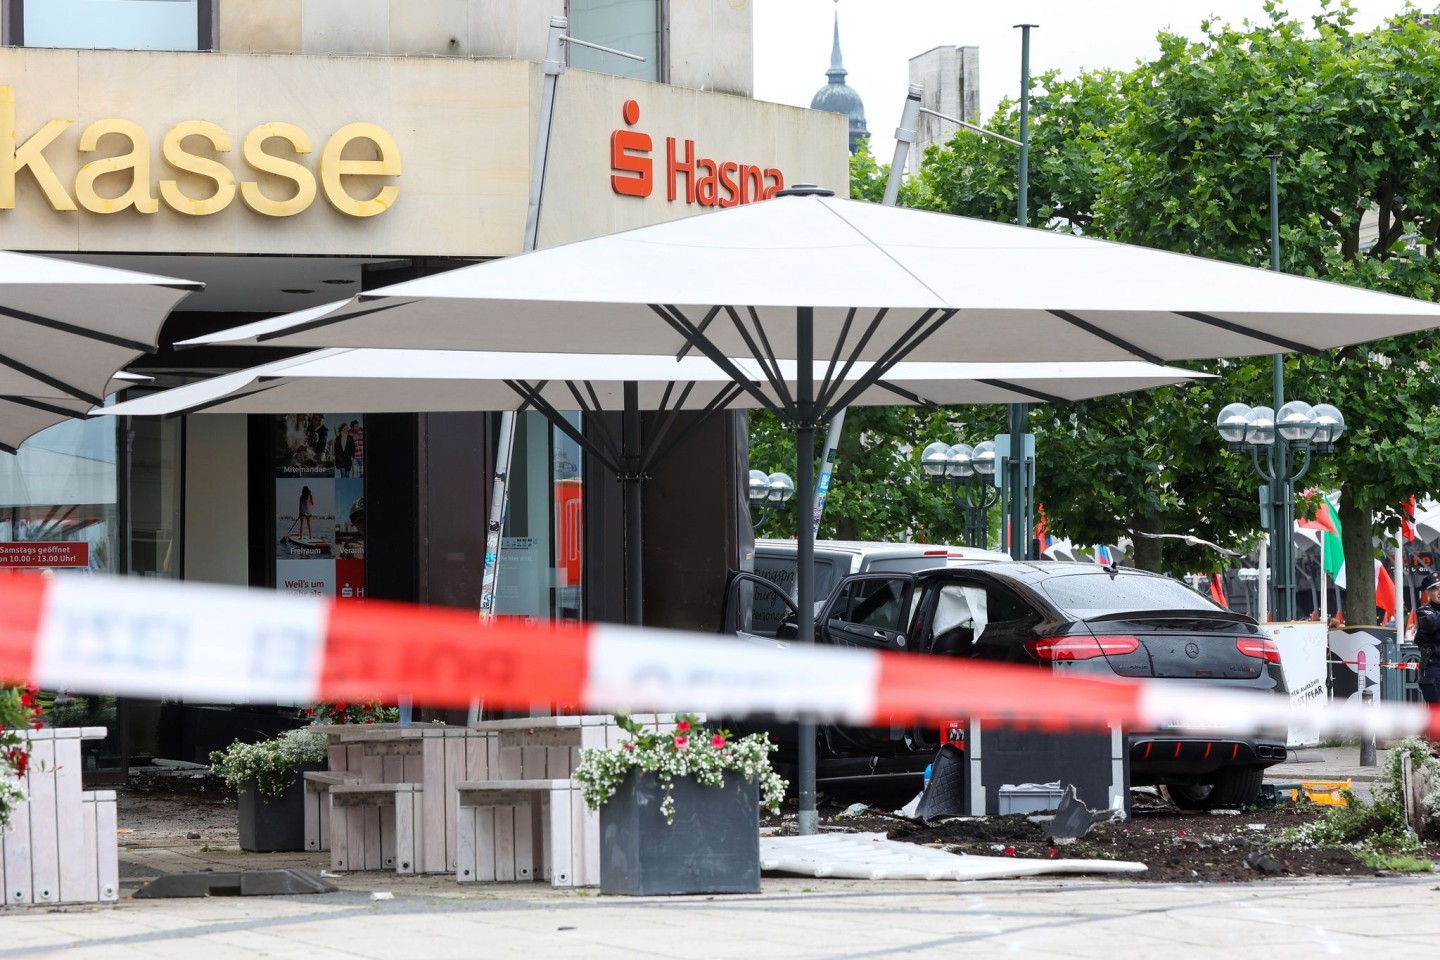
<box><xmin>210</xmin><ymin>726</ymin><xmax>328</xmax><ymax>798</ymax></box>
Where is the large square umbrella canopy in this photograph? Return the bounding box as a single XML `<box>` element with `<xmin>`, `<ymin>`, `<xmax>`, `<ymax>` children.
<box><xmin>0</xmin><ymin>251</ymin><xmax>200</xmax><ymax>408</ymax></box>
<box><xmin>2</xmin><ymin>373</ymin><xmax>149</xmax><ymax>454</ymax></box>
<box><xmin>184</xmin><ymin>188</ymin><xmax>1440</xmax><ymax>828</ymax></box>
<box><xmin>189</xmin><ymin>192</ymin><xmax>1440</xmax><ymax>375</ymax></box>
<box><xmin>100</xmin><ymin>349</ymin><xmax>1208</xmax><ymax>418</ymax></box>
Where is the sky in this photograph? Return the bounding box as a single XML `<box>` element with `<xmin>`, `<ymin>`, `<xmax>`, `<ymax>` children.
<box><xmin>753</xmin><ymin>0</ymin><xmax>1418</xmax><ymax>163</ymax></box>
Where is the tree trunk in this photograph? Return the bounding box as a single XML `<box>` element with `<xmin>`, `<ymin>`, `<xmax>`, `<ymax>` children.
<box><xmin>1130</xmin><ymin>509</ymin><xmax>1165</xmax><ymax>573</ymax></box>
<box><xmin>1339</xmin><ymin>484</ymin><xmax>1376</xmax><ymax>626</ymax></box>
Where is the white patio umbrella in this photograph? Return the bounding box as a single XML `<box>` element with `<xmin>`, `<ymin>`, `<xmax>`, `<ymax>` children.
<box><xmin>103</xmin><ymin>349</ymin><xmax>1207</xmax><ymax>418</ymax></box>
<box><xmin>182</xmin><ymin>186</ymin><xmax>1440</xmax><ymax>828</ymax></box>
<box><xmin>99</xmin><ymin>345</ymin><xmax>1208</xmax><ymax>627</ymax></box>
<box><xmin>0</xmin><ymin>250</ymin><xmax>200</xmax><ymax>408</ymax></box>
<box><xmin>2</xmin><ymin>373</ymin><xmax>150</xmax><ymax>454</ymax></box>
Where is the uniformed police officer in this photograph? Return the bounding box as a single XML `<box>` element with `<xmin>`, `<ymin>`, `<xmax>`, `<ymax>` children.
<box><xmin>1414</xmin><ymin>573</ymin><xmax>1440</xmax><ymax>704</ymax></box>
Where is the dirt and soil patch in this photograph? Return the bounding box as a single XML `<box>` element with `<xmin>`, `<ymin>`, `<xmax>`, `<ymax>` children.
<box><xmin>115</xmin><ymin>767</ymin><xmax>238</xmax><ymax>849</ymax></box>
<box><xmin>762</xmin><ymin>789</ymin><xmax>1434</xmax><ymax>883</ymax></box>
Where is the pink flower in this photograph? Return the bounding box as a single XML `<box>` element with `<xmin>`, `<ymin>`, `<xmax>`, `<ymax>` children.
<box><xmin>710</xmin><ymin>734</ymin><xmax>727</xmax><ymax>749</ymax></box>
<box><xmin>1003</xmin><ymin>846</ymin><xmax>1015</xmax><ymax>857</ymax></box>
<box><xmin>676</xmin><ymin>720</ymin><xmax>691</xmax><ymax>733</ymax></box>
<box><xmin>674</xmin><ymin>736</ymin><xmax>690</xmax><ymax>750</ymax></box>
<box><xmin>623</xmin><ymin>742</ymin><xmax>635</xmax><ymax>751</ymax></box>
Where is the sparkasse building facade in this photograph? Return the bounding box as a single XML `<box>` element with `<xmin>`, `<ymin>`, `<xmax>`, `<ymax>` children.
<box><xmin>0</xmin><ymin>0</ymin><xmax>846</xmax><ymax>771</ymax></box>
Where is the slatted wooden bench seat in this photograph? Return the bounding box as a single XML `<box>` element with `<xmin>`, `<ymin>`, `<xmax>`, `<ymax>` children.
<box><xmin>327</xmin><ymin>782</ymin><xmax>424</xmax><ymax>874</ymax></box>
<box><xmin>0</xmin><ymin>728</ymin><xmax>118</xmax><ymax>905</ymax></box>
<box><xmin>454</xmin><ymin>778</ymin><xmax>596</xmax><ymax>888</ymax></box>
<box><xmin>302</xmin><ymin>771</ymin><xmax>360</xmax><ymax>852</ymax></box>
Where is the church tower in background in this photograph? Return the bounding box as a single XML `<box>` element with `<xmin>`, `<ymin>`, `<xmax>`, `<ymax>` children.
<box><xmin>809</xmin><ymin>3</ymin><xmax>868</xmax><ymax>154</ymax></box>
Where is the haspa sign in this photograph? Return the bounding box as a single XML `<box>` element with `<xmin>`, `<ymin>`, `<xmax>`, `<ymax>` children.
<box><xmin>610</xmin><ymin>100</ymin><xmax>783</xmax><ymax>206</ymax></box>
<box><xmin>0</xmin><ymin>542</ymin><xmax>89</xmax><ymax>567</ymax></box>
<box><xmin>0</xmin><ymin>85</ymin><xmax>401</xmax><ymax>219</ymax></box>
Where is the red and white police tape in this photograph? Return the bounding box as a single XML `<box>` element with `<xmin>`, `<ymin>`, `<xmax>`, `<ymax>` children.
<box><xmin>1</xmin><ymin>571</ymin><xmax>1437</xmax><ymax>740</ymax></box>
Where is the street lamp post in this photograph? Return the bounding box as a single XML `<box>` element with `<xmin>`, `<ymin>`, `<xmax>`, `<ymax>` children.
<box><xmin>1217</xmin><ymin>155</ymin><xmax>1345</xmax><ymax>622</ymax></box>
<box><xmin>1216</xmin><ymin>401</ymin><xmax>1345</xmax><ymax>620</ymax></box>
<box><xmin>921</xmin><ymin>441</ymin><xmax>1001</xmax><ymax>548</ymax></box>
<box><xmin>748</xmin><ymin>469</ymin><xmax>795</xmax><ymax>528</ymax></box>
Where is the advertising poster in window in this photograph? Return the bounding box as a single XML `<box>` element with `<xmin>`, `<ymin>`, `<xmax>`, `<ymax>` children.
<box><xmin>272</xmin><ymin>414</ymin><xmax>365</xmax><ymax>599</ymax></box>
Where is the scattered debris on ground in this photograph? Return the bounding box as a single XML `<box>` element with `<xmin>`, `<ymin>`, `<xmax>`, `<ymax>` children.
<box><xmin>761</xmin><ymin>780</ymin><xmax>1438</xmax><ymax>884</ymax></box>
<box><xmin>115</xmin><ymin>747</ymin><xmax>1440</xmax><ymax>885</ymax></box>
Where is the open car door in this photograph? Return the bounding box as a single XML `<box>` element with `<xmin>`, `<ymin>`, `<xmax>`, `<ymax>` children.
<box><xmin>817</xmin><ymin>573</ymin><xmax>922</xmax><ymax>759</ymax></box>
<box><xmin>722</xmin><ymin>570</ymin><xmax>800</xmax><ymax>643</ymax></box>
<box><xmin>820</xmin><ymin>573</ymin><xmax>917</xmax><ymax>652</ymax></box>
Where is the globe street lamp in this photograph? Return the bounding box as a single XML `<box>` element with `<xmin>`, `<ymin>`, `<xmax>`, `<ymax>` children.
<box><xmin>1216</xmin><ymin>400</ymin><xmax>1344</xmax><ymax>620</ymax></box>
<box><xmin>921</xmin><ymin>440</ymin><xmax>1001</xmax><ymax>548</ymax></box>
<box><xmin>748</xmin><ymin>469</ymin><xmax>795</xmax><ymax>528</ymax></box>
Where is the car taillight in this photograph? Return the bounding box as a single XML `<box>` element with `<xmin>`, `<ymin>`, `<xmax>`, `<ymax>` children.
<box><xmin>1236</xmin><ymin>637</ymin><xmax>1282</xmax><ymax>664</ymax></box>
<box><xmin>1025</xmin><ymin>635</ymin><xmax>1140</xmax><ymax>661</ymax></box>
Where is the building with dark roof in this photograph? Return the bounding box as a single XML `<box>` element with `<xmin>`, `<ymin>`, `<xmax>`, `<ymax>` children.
<box><xmin>810</xmin><ymin>9</ymin><xmax>868</xmax><ymax>154</ymax></box>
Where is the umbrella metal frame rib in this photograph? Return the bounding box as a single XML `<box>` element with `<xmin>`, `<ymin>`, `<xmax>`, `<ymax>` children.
<box><xmin>503</xmin><ymin>375</ymin><xmax>751</xmax><ymax>625</ymax></box>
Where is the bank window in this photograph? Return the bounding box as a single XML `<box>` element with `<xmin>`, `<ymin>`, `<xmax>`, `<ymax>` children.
<box><xmin>3</xmin><ymin>0</ymin><xmax>214</xmax><ymax>51</ymax></box>
<box><xmin>567</xmin><ymin>0</ymin><xmax>664</xmax><ymax>82</ymax></box>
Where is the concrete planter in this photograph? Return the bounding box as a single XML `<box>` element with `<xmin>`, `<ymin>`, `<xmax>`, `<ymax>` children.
<box><xmin>238</xmin><ymin>763</ymin><xmax>323</xmax><ymax>853</ymax></box>
<box><xmin>599</xmin><ymin>771</ymin><xmax>760</xmax><ymax>896</ymax></box>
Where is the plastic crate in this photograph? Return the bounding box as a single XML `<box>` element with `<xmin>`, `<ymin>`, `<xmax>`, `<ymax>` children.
<box><xmin>998</xmin><ymin>783</ymin><xmax>1065</xmax><ymax>814</ymax></box>
<box><xmin>1268</xmin><ymin>780</ymin><xmax>1352</xmax><ymax>807</ymax></box>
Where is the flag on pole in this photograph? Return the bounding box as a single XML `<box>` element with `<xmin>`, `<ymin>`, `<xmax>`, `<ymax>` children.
<box><xmin>1296</xmin><ymin>492</ymin><xmax>1345</xmax><ymax>587</ymax></box>
<box><xmin>1321</xmin><ymin>495</ymin><xmax>1345</xmax><ymax>586</ymax></box>
<box><xmin>1034</xmin><ymin>504</ymin><xmax>1054</xmax><ymax>552</ymax></box>
<box><xmin>1093</xmin><ymin>545</ymin><xmax>1113</xmax><ymax>565</ymax></box>
<box><xmin>1376</xmin><ymin>559</ymin><xmax>1397</xmax><ymax>621</ymax></box>
<box><xmin>1209</xmin><ymin>573</ymin><xmax>1229</xmax><ymax>609</ymax></box>
<box><xmin>1402</xmin><ymin>496</ymin><xmax>1418</xmax><ymax>543</ymax></box>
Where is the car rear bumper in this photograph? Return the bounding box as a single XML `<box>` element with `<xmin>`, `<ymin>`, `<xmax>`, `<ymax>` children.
<box><xmin>1128</xmin><ymin>734</ymin><xmax>1286</xmax><ymax>780</ymax></box>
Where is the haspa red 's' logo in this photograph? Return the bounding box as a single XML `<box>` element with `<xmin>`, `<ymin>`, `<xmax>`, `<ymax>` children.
<box><xmin>610</xmin><ymin>100</ymin><xmax>784</xmax><ymax>206</ymax></box>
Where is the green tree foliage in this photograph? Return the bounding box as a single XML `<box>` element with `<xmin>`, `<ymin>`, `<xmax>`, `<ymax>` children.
<box><xmin>909</xmin><ymin>1</ymin><xmax>1440</xmax><ymax>624</ymax></box>
<box><xmin>1095</xmin><ymin>1</ymin><xmax>1440</xmax><ymax>620</ymax></box>
<box><xmin>755</xmin><ymin>5</ymin><xmax>1440</xmax><ymax>624</ymax></box>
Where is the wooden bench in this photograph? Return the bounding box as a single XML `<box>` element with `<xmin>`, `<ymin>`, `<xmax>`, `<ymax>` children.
<box><xmin>453</xmin><ymin>714</ymin><xmax>691</xmax><ymax>886</ymax></box>
<box><xmin>0</xmin><ymin>727</ymin><xmax>118</xmax><ymax>906</ymax></box>
<box><xmin>454</xmin><ymin>778</ymin><xmax>593</xmax><ymax>887</ymax></box>
<box><xmin>327</xmin><ymin>782</ymin><xmax>425</xmax><ymax>874</ymax></box>
<box><xmin>309</xmin><ymin>724</ymin><xmax>489</xmax><ymax>872</ymax></box>
<box><xmin>302</xmin><ymin>771</ymin><xmax>359</xmax><ymax>853</ymax></box>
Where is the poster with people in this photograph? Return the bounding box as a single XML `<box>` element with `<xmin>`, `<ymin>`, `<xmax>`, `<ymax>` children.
<box><xmin>334</xmin><ymin>478</ymin><xmax>364</xmax><ymax>560</ymax></box>
<box><xmin>275</xmin><ymin>478</ymin><xmax>335</xmax><ymax>559</ymax></box>
<box><xmin>273</xmin><ymin>414</ymin><xmax>336</xmax><ymax>478</ymax></box>
<box><xmin>272</xmin><ymin>414</ymin><xmax>365</xmax><ymax>598</ymax></box>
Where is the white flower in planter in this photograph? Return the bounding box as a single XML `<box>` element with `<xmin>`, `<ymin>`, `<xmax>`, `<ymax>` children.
<box><xmin>573</xmin><ymin>714</ymin><xmax>787</xmax><ymax>824</ymax></box>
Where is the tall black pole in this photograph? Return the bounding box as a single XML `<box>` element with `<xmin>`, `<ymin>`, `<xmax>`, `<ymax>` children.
<box><xmin>622</xmin><ymin>380</ymin><xmax>644</xmax><ymax>626</ymax></box>
<box><xmin>1007</xmin><ymin>23</ymin><xmax>1037</xmax><ymax>560</ymax></box>
<box><xmin>795</xmin><ymin>306</ymin><xmax>818</xmax><ymax>836</ymax></box>
<box><xmin>1267</xmin><ymin>155</ymin><xmax>1294</xmax><ymax>621</ymax></box>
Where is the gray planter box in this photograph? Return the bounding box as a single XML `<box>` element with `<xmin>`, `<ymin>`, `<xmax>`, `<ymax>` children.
<box><xmin>237</xmin><ymin>764</ymin><xmax>322</xmax><ymax>852</ymax></box>
<box><xmin>600</xmin><ymin>771</ymin><xmax>761</xmax><ymax>895</ymax></box>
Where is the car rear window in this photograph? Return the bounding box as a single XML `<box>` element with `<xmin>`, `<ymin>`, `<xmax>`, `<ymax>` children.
<box><xmin>867</xmin><ymin>556</ymin><xmax>952</xmax><ymax>574</ymax></box>
<box><xmin>1037</xmin><ymin>572</ymin><xmax>1219</xmax><ymax>617</ymax></box>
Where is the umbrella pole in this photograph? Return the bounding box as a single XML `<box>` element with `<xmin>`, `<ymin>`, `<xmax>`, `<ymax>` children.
<box><xmin>622</xmin><ymin>381</ymin><xmax>644</xmax><ymax>626</ymax></box>
<box><xmin>796</xmin><ymin>307</ymin><xmax>818</xmax><ymax>836</ymax></box>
